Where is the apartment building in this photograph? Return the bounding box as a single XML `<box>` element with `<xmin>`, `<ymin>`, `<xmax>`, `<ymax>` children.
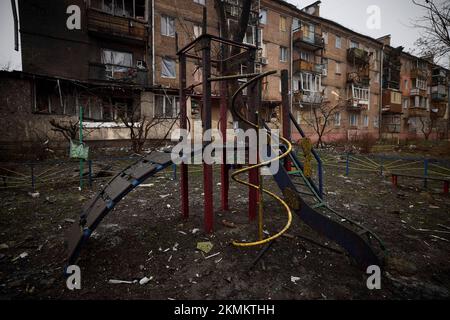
<box><xmin>0</xmin><ymin>0</ymin><xmax>151</xmax><ymax>150</ymax></box>
<box><xmin>1</xmin><ymin>0</ymin><xmax>449</xmax><ymax>154</ymax></box>
<box><xmin>380</xmin><ymin>35</ymin><xmax>450</xmax><ymax>140</ymax></box>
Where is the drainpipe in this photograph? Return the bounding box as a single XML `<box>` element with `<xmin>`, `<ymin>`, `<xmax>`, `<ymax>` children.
<box><xmin>151</xmin><ymin>0</ymin><xmax>155</xmax><ymax>87</ymax></box>
<box><xmin>379</xmin><ymin>45</ymin><xmax>384</xmax><ymax>139</ymax></box>
<box><xmin>290</xmin><ymin>18</ymin><xmax>294</xmax><ymax>114</ymax></box>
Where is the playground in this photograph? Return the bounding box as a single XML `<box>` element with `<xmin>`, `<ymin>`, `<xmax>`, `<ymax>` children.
<box><xmin>1</xmin><ymin>19</ymin><xmax>450</xmax><ymax>301</ymax></box>
<box><xmin>0</xmin><ymin>152</ymin><xmax>449</xmax><ymax>299</ymax></box>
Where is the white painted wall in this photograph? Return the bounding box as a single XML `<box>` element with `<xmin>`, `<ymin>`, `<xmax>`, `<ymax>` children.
<box><xmin>0</xmin><ymin>0</ymin><xmax>22</xmax><ymax>72</ymax></box>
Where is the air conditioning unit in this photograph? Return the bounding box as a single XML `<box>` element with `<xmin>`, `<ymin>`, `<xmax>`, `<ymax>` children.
<box><xmin>260</xmin><ymin>57</ymin><xmax>268</xmax><ymax>65</ymax></box>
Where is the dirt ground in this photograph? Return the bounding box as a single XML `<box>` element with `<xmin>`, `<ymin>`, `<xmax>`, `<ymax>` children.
<box><xmin>0</xmin><ymin>157</ymin><xmax>449</xmax><ymax>300</ymax></box>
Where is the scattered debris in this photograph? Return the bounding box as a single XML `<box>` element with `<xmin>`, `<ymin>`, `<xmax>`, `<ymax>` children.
<box><xmin>222</xmin><ymin>220</ymin><xmax>237</xmax><ymax>229</ymax></box>
<box><xmin>197</xmin><ymin>242</ymin><xmax>213</xmax><ymax>254</ymax></box>
<box><xmin>178</xmin><ymin>231</ymin><xmax>187</xmax><ymax>235</ymax></box>
<box><xmin>192</xmin><ymin>228</ymin><xmax>200</xmax><ymax>235</ymax></box>
<box><xmin>291</xmin><ymin>276</ymin><xmax>301</xmax><ymax>284</ymax></box>
<box><xmin>0</xmin><ymin>243</ymin><xmax>9</xmax><ymax>250</ymax></box>
<box><xmin>28</xmin><ymin>192</ymin><xmax>40</xmax><ymax>199</ymax></box>
<box><xmin>139</xmin><ymin>184</ymin><xmax>154</xmax><ymax>188</ymax></box>
<box><xmin>159</xmin><ymin>194</ymin><xmax>171</xmax><ymax>199</ymax></box>
<box><xmin>204</xmin><ymin>252</ymin><xmax>221</xmax><ymax>260</ymax></box>
<box><xmin>108</xmin><ymin>279</ymin><xmax>137</xmax><ymax>284</ymax></box>
<box><xmin>12</xmin><ymin>252</ymin><xmax>28</xmax><ymax>262</ymax></box>
<box><xmin>64</xmin><ymin>219</ymin><xmax>76</xmax><ymax>224</ymax></box>
<box><xmin>431</xmin><ymin>235</ymin><xmax>450</xmax><ymax>243</ymax></box>
<box><xmin>139</xmin><ymin>276</ymin><xmax>153</xmax><ymax>285</ymax></box>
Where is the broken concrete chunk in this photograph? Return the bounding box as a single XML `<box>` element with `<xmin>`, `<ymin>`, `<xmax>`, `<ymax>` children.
<box><xmin>197</xmin><ymin>242</ymin><xmax>213</xmax><ymax>254</ymax></box>
<box><xmin>139</xmin><ymin>276</ymin><xmax>153</xmax><ymax>285</ymax></box>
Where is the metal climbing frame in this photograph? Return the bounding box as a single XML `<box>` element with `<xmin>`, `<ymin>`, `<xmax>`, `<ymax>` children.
<box><xmin>176</xmin><ymin>7</ymin><xmax>261</xmax><ymax>233</ymax></box>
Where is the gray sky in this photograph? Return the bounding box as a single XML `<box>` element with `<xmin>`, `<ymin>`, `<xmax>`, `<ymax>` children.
<box><xmin>287</xmin><ymin>0</ymin><xmax>436</xmax><ymax>61</ymax></box>
<box><xmin>0</xmin><ymin>0</ymin><xmax>22</xmax><ymax>71</ymax></box>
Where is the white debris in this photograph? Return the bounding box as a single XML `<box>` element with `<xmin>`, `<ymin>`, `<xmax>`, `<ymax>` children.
<box><xmin>291</xmin><ymin>276</ymin><xmax>301</xmax><ymax>284</ymax></box>
<box><xmin>172</xmin><ymin>243</ymin><xmax>179</xmax><ymax>251</ymax></box>
<box><xmin>178</xmin><ymin>231</ymin><xmax>187</xmax><ymax>235</ymax></box>
<box><xmin>12</xmin><ymin>252</ymin><xmax>28</xmax><ymax>262</ymax></box>
<box><xmin>192</xmin><ymin>228</ymin><xmax>200</xmax><ymax>235</ymax></box>
<box><xmin>139</xmin><ymin>277</ymin><xmax>153</xmax><ymax>285</ymax></box>
<box><xmin>108</xmin><ymin>279</ymin><xmax>136</xmax><ymax>284</ymax></box>
<box><xmin>159</xmin><ymin>194</ymin><xmax>171</xmax><ymax>199</ymax></box>
<box><xmin>28</xmin><ymin>192</ymin><xmax>40</xmax><ymax>198</ymax></box>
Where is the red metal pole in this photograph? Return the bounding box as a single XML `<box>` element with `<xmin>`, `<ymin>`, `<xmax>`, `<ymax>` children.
<box><xmin>179</xmin><ymin>54</ymin><xmax>189</xmax><ymax>219</ymax></box>
<box><xmin>444</xmin><ymin>181</ymin><xmax>449</xmax><ymax>194</ymax></box>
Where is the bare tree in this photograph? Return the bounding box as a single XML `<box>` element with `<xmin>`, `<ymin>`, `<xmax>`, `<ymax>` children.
<box><xmin>49</xmin><ymin>119</ymin><xmax>79</xmax><ymax>142</ymax></box>
<box><xmin>419</xmin><ymin>115</ymin><xmax>437</xmax><ymax>140</ymax></box>
<box><xmin>115</xmin><ymin>103</ymin><xmax>174</xmax><ymax>154</ymax></box>
<box><xmin>412</xmin><ymin>0</ymin><xmax>450</xmax><ymax>63</ymax></box>
<box><xmin>300</xmin><ymin>97</ymin><xmax>344</xmax><ymax>148</ymax></box>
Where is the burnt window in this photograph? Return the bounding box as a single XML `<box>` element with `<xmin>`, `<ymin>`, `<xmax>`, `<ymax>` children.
<box><xmin>91</xmin><ymin>0</ymin><xmax>146</xmax><ymax>19</ymax></box>
<box><xmin>33</xmin><ymin>79</ymin><xmax>76</xmax><ymax>116</ymax></box>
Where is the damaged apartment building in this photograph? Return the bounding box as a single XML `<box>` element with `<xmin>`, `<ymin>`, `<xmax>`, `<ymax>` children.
<box><xmin>1</xmin><ymin>0</ymin><xmax>449</xmax><ymax>153</ymax></box>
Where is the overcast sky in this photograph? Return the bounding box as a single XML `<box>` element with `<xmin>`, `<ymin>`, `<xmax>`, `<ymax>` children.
<box><xmin>0</xmin><ymin>0</ymin><xmax>22</xmax><ymax>72</ymax></box>
<box><xmin>287</xmin><ymin>0</ymin><xmax>448</xmax><ymax>64</ymax></box>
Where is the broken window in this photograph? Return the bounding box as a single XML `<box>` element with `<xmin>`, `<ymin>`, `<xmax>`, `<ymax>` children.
<box><xmin>280</xmin><ymin>46</ymin><xmax>288</xmax><ymax>62</ymax></box>
<box><xmin>101</xmin><ymin>49</ymin><xmax>134</xmax><ymax>80</ymax></box>
<box><xmin>334</xmin><ymin>112</ymin><xmax>341</xmax><ymax>126</ymax></box>
<box><xmin>161</xmin><ymin>57</ymin><xmax>176</xmax><ymax>78</ymax></box>
<box><xmin>33</xmin><ymin>79</ymin><xmax>76</xmax><ymax>116</ymax></box>
<box><xmin>161</xmin><ymin>15</ymin><xmax>175</xmax><ymax>37</ymax></box>
<box><xmin>300</xmin><ymin>73</ymin><xmax>321</xmax><ymax>92</ymax></box>
<box><xmin>154</xmin><ymin>95</ymin><xmax>180</xmax><ymax>118</ymax></box>
<box><xmin>91</xmin><ymin>0</ymin><xmax>146</xmax><ymax>19</ymax></box>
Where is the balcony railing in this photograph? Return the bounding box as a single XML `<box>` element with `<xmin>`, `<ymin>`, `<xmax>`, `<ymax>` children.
<box><xmin>294</xmin><ymin>91</ymin><xmax>323</xmax><ymax>106</ymax></box>
<box><xmin>293</xmin><ymin>29</ymin><xmax>324</xmax><ymax>50</ymax></box>
<box><xmin>408</xmin><ymin>107</ymin><xmax>428</xmax><ymax>118</ymax></box>
<box><xmin>89</xmin><ymin>63</ymin><xmax>148</xmax><ymax>86</ymax></box>
<box><xmin>87</xmin><ymin>8</ymin><xmax>148</xmax><ymax>42</ymax></box>
<box><xmin>410</xmin><ymin>88</ymin><xmax>427</xmax><ymax>97</ymax></box>
<box><xmin>293</xmin><ymin>59</ymin><xmax>324</xmax><ymax>74</ymax></box>
<box><xmin>431</xmin><ymin>91</ymin><xmax>448</xmax><ymax>102</ymax></box>
<box><xmin>347</xmin><ymin>48</ymin><xmax>370</xmax><ymax>66</ymax></box>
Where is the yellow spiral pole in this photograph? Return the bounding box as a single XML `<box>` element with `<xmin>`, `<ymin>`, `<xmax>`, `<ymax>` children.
<box><xmin>230</xmin><ymin>71</ymin><xmax>293</xmax><ymax>248</ymax></box>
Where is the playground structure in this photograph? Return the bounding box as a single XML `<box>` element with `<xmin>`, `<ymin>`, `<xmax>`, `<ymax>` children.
<box><xmin>65</xmin><ymin>10</ymin><xmax>386</xmax><ymax>272</ymax></box>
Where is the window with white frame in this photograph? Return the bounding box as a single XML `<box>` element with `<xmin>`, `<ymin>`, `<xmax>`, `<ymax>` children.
<box><xmin>193</xmin><ymin>0</ymin><xmax>205</xmax><ymax>5</ymax></box>
<box><xmin>334</xmin><ymin>112</ymin><xmax>341</xmax><ymax>127</ymax></box>
<box><xmin>161</xmin><ymin>15</ymin><xmax>175</xmax><ymax>37</ymax></box>
<box><xmin>350</xmin><ymin>40</ymin><xmax>359</xmax><ymax>48</ymax></box>
<box><xmin>349</xmin><ymin>114</ymin><xmax>358</xmax><ymax>126</ymax></box>
<box><xmin>335</xmin><ymin>35</ymin><xmax>342</xmax><ymax>49</ymax></box>
<box><xmin>335</xmin><ymin>61</ymin><xmax>341</xmax><ymax>74</ymax></box>
<box><xmin>363</xmin><ymin>115</ymin><xmax>369</xmax><ymax>127</ymax></box>
<box><xmin>260</xmin><ymin>9</ymin><xmax>267</xmax><ymax>25</ymax></box>
<box><xmin>402</xmin><ymin>97</ymin><xmax>409</xmax><ymax>109</ymax></box>
<box><xmin>101</xmin><ymin>49</ymin><xmax>133</xmax><ymax>80</ymax></box>
<box><xmin>154</xmin><ymin>95</ymin><xmax>180</xmax><ymax>118</ymax></box>
<box><xmin>193</xmin><ymin>24</ymin><xmax>203</xmax><ymax>38</ymax></box>
<box><xmin>292</xmin><ymin>18</ymin><xmax>300</xmax><ymax>31</ymax></box>
<box><xmin>322</xmin><ymin>31</ymin><xmax>328</xmax><ymax>45</ymax></box>
<box><xmin>243</xmin><ymin>25</ymin><xmax>256</xmax><ymax>45</ymax></box>
<box><xmin>280</xmin><ymin>46</ymin><xmax>288</xmax><ymax>62</ymax></box>
<box><xmin>300</xmin><ymin>73</ymin><xmax>321</xmax><ymax>92</ymax></box>
<box><xmin>300</xmin><ymin>51</ymin><xmax>311</xmax><ymax>61</ymax></box>
<box><xmin>415</xmin><ymin>78</ymin><xmax>427</xmax><ymax>90</ymax></box>
<box><xmin>161</xmin><ymin>57</ymin><xmax>176</xmax><ymax>78</ymax></box>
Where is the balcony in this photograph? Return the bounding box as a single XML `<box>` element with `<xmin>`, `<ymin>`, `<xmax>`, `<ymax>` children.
<box><xmin>410</xmin><ymin>88</ymin><xmax>428</xmax><ymax>97</ymax></box>
<box><xmin>293</xmin><ymin>59</ymin><xmax>324</xmax><ymax>74</ymax></box>
<box><xmin>347</xmin><ymin>48</ymin><xmax>370</xmax><ymax>66</ymax></box>
<box><xmin>87</xmin><ymin>8</ymin><xmax>148</xmax><ymax>43</ymax></box>
<box><xmin>410</xmin><ymin>68</ymin><xmax>428</xmax><ymax>80</ymax></box>
<box><xmin>293</xmin><ymin>29</ymin><xmax>324</xmax><ymax>51</ymax></box>
<box><xmin>408</xmin><ymin>107</ymin><xmax>428</xmax><ymax>118</ymax></box>
<box><xmin>293</xmin><ymin>91</ymin><xmax>323</xmax><ymax>106</ymax></box>
<box><xmin>431</xmin><ymin>90</ymin><xmax>448</xmax><ymax>102</ymax></box>
<box><xmin>382</xmin><ymin>90</ymin><xmax>403</xmax><ymax>114</ymax></box>
<box><xmin>89</xmin><ymin>63</ymin><xmax>148</xmax><ymax>86</ymax></box>
<box><xmin>347</xmin><ymin>72</ymin><xmax>370</xmax><ymax>86</ymax></box>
